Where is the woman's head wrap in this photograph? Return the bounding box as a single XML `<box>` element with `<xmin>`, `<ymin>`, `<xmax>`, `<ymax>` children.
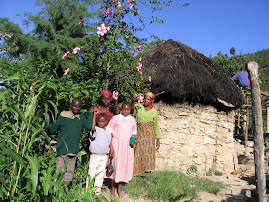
<box><xmin>101</xmin><ymin>90</ymin><xmax>112</xmax><ymax>97</ymax></box>
<box><xmin>145</xmin><ymin>92</ymin><xmax>155</xmax><ymax>108</ymax></box>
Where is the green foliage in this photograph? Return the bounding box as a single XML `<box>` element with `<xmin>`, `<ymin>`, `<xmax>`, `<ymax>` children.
<box><xmin>206</xmin><ymin>171</ymin><xmax>213</xmax><ymax>176</ymax></box>
<box><xmin>0</xmin><ymin>0</ymin><xmax>183</xmax><ymax>200</ymax></box>
<box><xmin>211</xmin><ymin>49</ymin><xmax>269</xmax><ymax>93</ymax></box>
<box><xmin>123</xmin><ymin>171</ymin><xmax>226</xmax><ymax>201</ymax></box>
<box><xmin>246</xmin><ymin>49</ymin><xmax>269</xmax><ymax>92</ymax></box>
<box><xmin>214</xmin><ymin>170</ymin><xmax>223</xmax><ymax>176</ymax></box>
<box><xmin>211</xmin><ymin>51</ymin><xmax>246</xmax><ymax>77</ymax></box>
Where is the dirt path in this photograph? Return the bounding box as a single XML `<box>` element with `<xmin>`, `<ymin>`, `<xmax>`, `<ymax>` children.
<box><xmin>101</xmin><ymin>140</ymin><xmax>258</xmax><ymax>201</ymax></box>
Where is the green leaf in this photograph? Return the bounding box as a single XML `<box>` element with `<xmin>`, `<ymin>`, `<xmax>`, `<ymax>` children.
<box><xmin>12</xmin><ymin>105</ymin><xmax>27</xmax><ymax>123</ymax></box>
<box><xmin>0</xmin><ymin>172</ymin><xmax>6</xmax><ymax>185</ymax></box>
<box><xmin>27</xmin><ymin>156</ymin><xmax>38</xmax><ymax>195</ymax></box>
<box><xmin>3</xmin><ymin>74</ymin><xmax>20</xmax><ymax>81</ymax></box>
<box><xmin>1</xmin><ymin>149</ymin><xmax>25</xmax><ymax>167</ymax></box>
<box><xmin>27</xmin><ymin>127</ymin><xmax>44</xmax><ymax>150</ymax></box>
<box><xmin>0</xmin><ymin>89</ymin><xmax>12</xmax><ymax>102</ymax></box>
<box><xmin>47</xmin><ymin>100</ymin><xmax>58</xmax><ymax>119</ymax></box>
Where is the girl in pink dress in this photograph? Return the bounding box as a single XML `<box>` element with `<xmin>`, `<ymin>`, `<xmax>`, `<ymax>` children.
<box><xmin>107</xmin><ymin>102</ymin><xmax>137</xmax><ymax>197</ymax></box>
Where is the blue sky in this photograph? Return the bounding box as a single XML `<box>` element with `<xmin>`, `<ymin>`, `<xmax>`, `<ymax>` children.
<box><xmin>1</xmin><ymin>0</ymin><xmax>268</xmax><ymax>57</ymax></box>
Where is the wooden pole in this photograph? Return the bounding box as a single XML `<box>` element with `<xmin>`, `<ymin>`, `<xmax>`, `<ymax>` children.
<box><xmin>267</xmin><ymin>106</ymin><xmax>269</xmax><ymax>133</ymax></box>
<box><xmin>244</xmin><ymin>108</ymin><xmax>249</xmax><ymax>148</ymax></box>
<box><xmin>247</xmin><ymin>61</ymin><xmax>266</xmax><ymax>202</ymax></box>
<box><xmin>245</xmin><ymin>107</ymin><xmax>249</xmax><ymax>147</ymax></box>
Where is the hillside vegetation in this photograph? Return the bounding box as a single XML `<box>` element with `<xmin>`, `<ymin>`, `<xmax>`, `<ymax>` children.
<box><xmin>211</xmin><ymin>49</ymin><xmax>269</xmax><ymax>93</ymax></box>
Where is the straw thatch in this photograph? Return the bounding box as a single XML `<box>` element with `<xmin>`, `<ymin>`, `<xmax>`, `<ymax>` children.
<box><xmin>142</xmin><ymin>39</ymin><xmax>243</xmax><ymax>108</ymax></box>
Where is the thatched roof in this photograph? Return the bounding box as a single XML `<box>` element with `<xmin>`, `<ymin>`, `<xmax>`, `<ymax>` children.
<box><xmin>142</xmin><ymin>39</ymin><xmax>243</xmax><ymax>108</ymax></box>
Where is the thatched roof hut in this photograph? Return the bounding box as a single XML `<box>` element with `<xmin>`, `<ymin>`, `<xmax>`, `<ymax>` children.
<box><xmin>142</xmin><ymin>39</ymin><xmax>243</xmax><ymax>108</ymax></box>
<box><xmin>141</xmin><ymin>39</ymin><xmax>243</xmax><ymax>173</ymax></box>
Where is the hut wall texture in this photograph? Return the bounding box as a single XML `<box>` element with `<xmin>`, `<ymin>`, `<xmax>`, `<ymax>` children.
<box><xmin>154</xmin><ymin>102</ymin><xmax>238</xmax><ymax>174</ymax></box>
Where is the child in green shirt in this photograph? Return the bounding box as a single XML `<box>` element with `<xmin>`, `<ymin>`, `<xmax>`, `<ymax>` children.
<box><xmin>48</xmin><ymin>97</ymin><xmax>94</xmax><ymax>182</ymax></box>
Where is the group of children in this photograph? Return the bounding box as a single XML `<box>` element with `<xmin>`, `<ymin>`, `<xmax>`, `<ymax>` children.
<box><xmin>48</xmin><ymin>90</ymin><xmax>138</xmax><ymax>197</ymax></box>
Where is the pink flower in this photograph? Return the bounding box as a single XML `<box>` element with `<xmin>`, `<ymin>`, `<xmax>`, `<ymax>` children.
<box><xmin>117</xmin><ymin>2</ymin><xmax>121</xmax><ymax>9</ymax></box>
<box><xmin>64</xmin><ymin>68</ymin><xmax>70</xmax><ymax>75</ymax></box>
<box><xmin>85</xmin><ymin>96</ymin><xmax>88</xmax><ymax>99</ymax></box>
<box><xmin>139</xmin><ymin>71</ymin><xmax>143</xmax><ymax>75</ymax></box>
<box><xmin>62</xmin><ymin>51</ymin><xmax>70</xmax><ymax>59</ymax></box>
<box><xmin>104</xmin><ymin>23</ymin><xmax>110</xmax><ymax>31</ymax></box>
<box><xmin>105</xmin><ymin>8</ymin><xmax>113</xmax><ymax>16</ymax></box>
<box><xmin>138</xmin><ymin>94</ymin><xmax>144</xmax><ymax>103</ymax></box>
<box><xmin>148</xmin><ymin>76</ymin><xmax>152</xmax><ymax>82</ymax></box>
<box><xmin>79</xmin><ymin>19</ymin><xmax>84</xmax><ymax>25</ymax></box>
<box><xmin>127</xmin><ymin>0</ymin><xmax>131</xmax><ymax>3</ymax></box>
<box><xmin>190</xmin><ymin>185</ymin><xmax>195</xmax><ymax>188</ymax></box>
<box><xmin>72</xmin><ymin>47</ymin><xmax>80</xmax><ymax>54</ymax></box>
<box><xmin>118</xmin><ymin>52</ymin><xmax>121</xmax><ymax>56</ymax></box>
<box><xmin>111</xmin><ymin>0</ymin><xmax>115</xmax><ymax>3</ymax></box>
<box><xmin>97</xmin><ymin>23</ymin><xmax>110</xmax><ymax>36</ymax></box>
<box><xmin>130</xmin><ymin>4</ymin><xmax>135</xmax><ymax>9</ymax></box>
<box><xmin>135</xmin><ymin>45</ymin><xmax>141</xmax><ymax>51</ymax></box>
<box><xmin>136</xmin><ymin>63</ymin><xmax>142</xmax><ymax>71</ymax></box>
<box><xmin>112</xmin><ymin>91</ymin><xmax>119</xmax><ymax>100</ymax></box>
<box><xmin>139</xmin><ymin>57</ymin><xmax>142</xmax><ymax>61</ymax></box>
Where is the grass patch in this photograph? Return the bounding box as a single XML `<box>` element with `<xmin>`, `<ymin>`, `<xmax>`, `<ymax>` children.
<box><xmin>123</xmin><ymin>171</ymin><xmax>226</xmax><ymax>201</ymax></box>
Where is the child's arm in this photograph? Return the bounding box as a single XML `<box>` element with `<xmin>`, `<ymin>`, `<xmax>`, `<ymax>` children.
<box><xmin>47</xmin><ymin>115</ymin><xmax>63</xmax><ymax>134</ymax></box>
<box><xmin>109</xmin><ymin>134</ymin><xmax>114</xmax><ymax>157</ymax></box>
<box><xmin>131</xmin><ymin>93</ymin><xmax>137</xmax><ymax>112</ymax></box>
<box><xmin>83</xmin><ymin>106</ymin><xmax>96</xmax><ymax>130</ymax></box>
<box><xmin>91</xmin><ymin>107</ymin><xmax>97</xmax><ymax>131</ymax></box>
<box><xmin>114</xmin><ymin>100</ymin><xmax>120</xmax><ymax>115</ymax></box>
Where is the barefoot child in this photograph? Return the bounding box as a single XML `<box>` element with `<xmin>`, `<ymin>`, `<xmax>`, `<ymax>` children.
<box><xmin>86</xmin><ymin>113</ymin><xmax>112</xmax><ymax>195</ymax></box>
<box><xmin>48</xmin><ymin>97</ymin><xmax>94</xmax><ymax>182</ymax></box>
<box><xmin>107</xmin><ymin>102</ymin><xmax>137</xmax><ymax>197</ymax></box>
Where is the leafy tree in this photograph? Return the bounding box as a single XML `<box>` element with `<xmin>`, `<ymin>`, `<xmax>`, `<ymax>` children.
<box><xmin>211</xmin><ymin>50</ymin><xmax>246</xmax><ymax>77</ymax></box>
<box><xmin>211</xmin><ymin>48</ymin><xmax>269</xmax><ymax>93</ymax></box>
<box><xmin>230</xmin><ymin>47</ymin><xmax>235</xmax><ymax>56</ymax></box>
<box><xmin>0</xmin><ymin>0</ymin><xmax>184</xmax><ymax>200</ymax></box>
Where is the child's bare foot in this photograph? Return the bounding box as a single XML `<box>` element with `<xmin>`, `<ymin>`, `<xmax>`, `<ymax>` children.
<box><xmin>111</xmin><ymin>190</ymin><xmax>116</xmax><ymax>198</ymax></box>
<box><xmin>111</xmin><ymin>180</ymin><xmax>116</xmax><ymax>197</ymax></box>
<box><xmin>117</xmin><ymin>182</ymin><xmax>123</xmax><ymax>198</ymax></box>
<box><xmin>117</xmin><ymin>189</ymin><xmax>122</xmax><ymax>198</ymax></box>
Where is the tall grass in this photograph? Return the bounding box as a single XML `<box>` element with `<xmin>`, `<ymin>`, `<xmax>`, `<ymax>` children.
<box><xmin>0</xmin><ymin>63</ymin><xmax>117</xmax><ymax>201</ymax></box>
<box><xmin>123</xmin><ymin>171</ymin><xmax>226</xmax><ymax>201</ymax></box>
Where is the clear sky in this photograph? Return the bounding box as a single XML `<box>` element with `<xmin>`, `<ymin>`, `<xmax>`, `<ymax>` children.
<box><xmin>1</xmin><ymin>0</ymin><xmax>268</xmax><ymax>57</ymax></box>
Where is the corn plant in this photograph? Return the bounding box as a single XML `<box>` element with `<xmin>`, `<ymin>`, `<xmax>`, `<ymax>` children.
<box><xmin>0</xmin><ymin>61</ymin><xmax>117</xmax><ymax>201</ymax></box>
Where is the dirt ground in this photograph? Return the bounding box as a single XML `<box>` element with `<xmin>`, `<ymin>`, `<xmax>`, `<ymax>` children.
<box><xmin>101</xmin><ymin>140</ymin><xmax>260</xmax><ymax>202</ymax></box>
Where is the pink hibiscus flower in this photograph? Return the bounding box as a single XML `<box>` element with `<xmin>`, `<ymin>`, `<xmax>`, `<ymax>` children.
<box><xmin>105</xmin><ymin>8</ymin><xmax>113</xmax><ymax>16</ymax></box>
<box><xmin>148</xmin><ymin>76</ymin><xmax>152</xmax><ymax>82</ymax></box>
<box><xmin>112</xmin><ymin>91</ymin><xmax>119</xmax><ymax>100</ymax></box>
<box><xmin>104</xmin><ymin>23</ymin><xmax>110</xmax><ymax>31</ymax></box>
<box><xmin>72</xmin><ymin>47</ymin><xmax>80</xmax><ymax>54</ymax></box>
<box><xmin>137</xmin><ymin>94</ymin><xmax>144</xmax><ymax>103</ymax></box>
<box><xmin>111</xmin><ymin>0</ymin><xmax>115</xmax><ymax>3</ymax></box>
<box><xmin>127</xmin><ymin>0</ymin><xmax>131</xmax><ymax>3</ymax></box>
<box><xmin>139</xmin><ymin>71</ymin><xmax>143</xmax><ymax>75</ymax></box>
<box><xmin>130</xmin><ymin>4</ymin><xmax>135</xmax><ymax>9</ymax></box>
<box><xmin>117</xmin><ymin>2</ymin><xmax>121</xmax><ymax>9</ymax></box>
<box><xmin>62</xmin><ymin>51</ymin><xmax>70</xmax><ymax>59</ymax></box>
<box><xmin>135</xmin><ymin>45</ymin><xmax>141</xmax><ymax>51</ymax></box>
<box><xmin>97</xmin><ymin>23</ymin><xmax>110</xmax><ymax>36</ymax></box>
<box><xmin>79</xmin><ymin>19</ymin><xmax>84</xmax><ymax>25</ymax></box>
<box><xmin>64</xmin><ymin>68</ymin><xmax>70</xmax><ymax>75</ymax></box>
<box><xmin>139</xmin><ymin>57</ymin><xmax>142</xmax><ymax>61</ymax></box>
<box><xmin>136</xmin><ymin>62</ymin><xmax>142</xmax><ymax>71</ymax></box>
